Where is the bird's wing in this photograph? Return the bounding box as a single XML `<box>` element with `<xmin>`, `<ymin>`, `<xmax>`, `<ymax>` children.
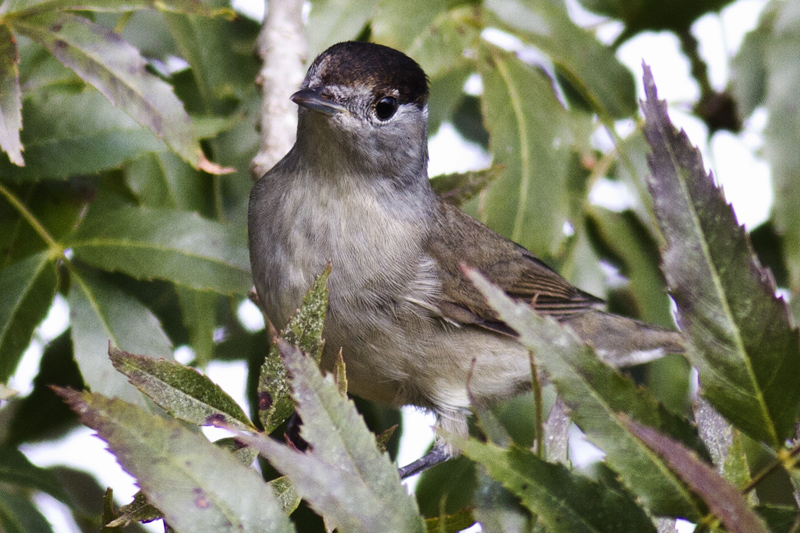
<box><xmin>423</xmin><ymin>201</ymin><xmax>603</xmax><ymax>336</ymax></box>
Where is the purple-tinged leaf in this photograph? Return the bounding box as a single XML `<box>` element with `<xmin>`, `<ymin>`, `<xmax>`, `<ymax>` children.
<box><xmin>622</xmin><ymin>416</ymin><xmax>768</xmax><ymax>533</ymax></box>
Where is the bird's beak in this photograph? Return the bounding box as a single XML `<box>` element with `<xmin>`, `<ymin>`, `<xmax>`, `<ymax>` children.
<box><xmin>291</xmin><ymin>88</ymin><xmax>348</xmax><ymax>116</ymax></box>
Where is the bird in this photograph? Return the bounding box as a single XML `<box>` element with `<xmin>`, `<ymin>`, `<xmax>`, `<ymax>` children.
<box><xmin>248</xmin><ymin>41</ymin><xmax>684</xmax><ymax>477</ymax></box>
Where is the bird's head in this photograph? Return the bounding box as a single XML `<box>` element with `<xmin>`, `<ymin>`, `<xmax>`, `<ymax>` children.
<box><xmin>292</xmin><ymin>41</ymin><xmax>430</xmax><ymax>181</ymax></box>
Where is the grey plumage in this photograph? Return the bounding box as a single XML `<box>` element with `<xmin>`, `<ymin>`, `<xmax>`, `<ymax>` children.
<box><xmin>248</xmin><ymin>41</ymin><xmax>683</xmax><ymax>469</ymax></box>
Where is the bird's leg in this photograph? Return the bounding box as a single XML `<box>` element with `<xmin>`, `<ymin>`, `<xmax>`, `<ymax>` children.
<box><xmin>398</xmin><ymin>443</ymin><xmax>452</xmax><ymax>479</ymax></box>
<box><xmin>397</xmin><ymin>410</ymin><xmax>466</xmax><ymax>479</ymax></box>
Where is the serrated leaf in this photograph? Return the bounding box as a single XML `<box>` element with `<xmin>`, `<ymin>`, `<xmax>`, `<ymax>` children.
<box><xmin>622</xmin><ymin>417</ymin><xmax>768</xmax><ymax>533</ymax></box>
<box><xmin>270</xmin><ymin>476</ymin><xmax>301</xmax><ymax>516</ymax></box>
<box><xmin>238</xmin><ymin>338</ymin><xmax>425</xmax><ymax>533</ymax></box>
<box><xmin>11</xmin><ymin>12</ymin><xmax>215</xmax><ymax>171</ymax></box>
<box><xmin>0</xmin><ymin>487</ymin><xmax>54</xmax><ymax>533</ymax></box>
<box><xmin>258</xmin><ymin>267</ymin><xmax>329</xmax><ymax>433</ymax></box>
<box><xmin>56</xmin><ymin>388</ymin><xmax>295</xmax><ymax>533</ymax></box>
<box><xmin>110</xmin><ymin>346</ymin><xmax>255</xmax><ymax>431</ymax></box>
<box><xmin>452</xmin><ymin>438</ymin><xmax>656</xmax><ymax>532</ymax></box>
<box><xmin>67</xmin><ymin>205</ymin><xmax>251</xmax><ymax>295</ymax></box>
<box><xmin>486</xmin><ymin>0</ymin><xmax>636</xmax><ymax>119</ymax></box>
<box><xmin>430</xmin><ymin>166</ymin><xmax>503</xmax><ymax>207</ymax></box>
<box><xmin>110</xmin><ymin>438</ymin><xmax>262</xmax><ymax>528</ymax></box>
<box><xmin>0</xmin><ymin>90</ymin><xmax>166</xmax><ymax>180</ymax></box>
<box><xmin>69</xmin><ymin>267</ymin><xmax>173</xmax><ymax>408</ymax></box>
<box><xmin>466</xmin><ymin>269</ymin><xmax>706</xmax><ymax>518</ymax></box>
<box><xmin>0</xmin><ymin>251</ymin><xmax>57</xmax><ymax>382</ymax></box>
<box><xmin>642</xmin><ymin>65</ymin><xmax>800</xmax><ymax>447</ymax></box>
<box><xmin>0</xmin><ymin>24</ymin><xmax>23</xmax><ymax>166</ymax></box>
<box><xmin>479</xmin><ymin>43</ymin><xmax>572</xmax><ymax>258</ymax></box>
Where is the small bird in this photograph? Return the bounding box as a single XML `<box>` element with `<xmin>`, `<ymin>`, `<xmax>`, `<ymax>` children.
<box><xmin>248</xmin><ymin>41</ymin><xmax>683</xmax><ymax>476</ymax></box>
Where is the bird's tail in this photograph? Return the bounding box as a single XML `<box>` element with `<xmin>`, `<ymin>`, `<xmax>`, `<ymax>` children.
<box><xmin>560</xmin><ymin>310</ymin><xmax>684</xmax><ymax>368</ymax></box>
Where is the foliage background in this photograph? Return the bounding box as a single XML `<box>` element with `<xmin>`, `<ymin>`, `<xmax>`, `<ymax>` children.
<box><xmin>1</xmin><ymin>0</ymin><xmax>799</xmax><ymax>531</ymax></box>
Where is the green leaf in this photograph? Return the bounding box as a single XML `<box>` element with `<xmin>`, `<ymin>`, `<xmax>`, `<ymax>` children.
<box><xmin>238</xmin><ymin>338</ymin><xmax>425</xmax><ymax>532</ymax></box>
<box><xmin>486</xmin><ymin>0</ymin><xmax>636</xmax><ymax>118</ymax></box>
<box><xmin>109</xmin><ymin>346</ymin><xmax>256</xmax><ymax>431</ymax></box>
<box><xmin>270</xmin><ymin>476</ymin><xmax>301</xmax><ymax>516</ymax></box>
<box><xmin>466</xmin><ymin>269</ymin><xmax>707</xmax><ymax>518</ymax></box>
<box><xmin>371</xmin><ymin>0</ymin><xmax>445</xmax><ymax>52</ymax></box>
<box><xmin>5</xmin><ymin>329</ymin><xmax>82</xmax><ymax>446</ymax></box>
<box><xmin>756</xmin><ymin>505</ymin><xmax>800</xmax><ymax>533</ymax></box>
<box><xmin>69</xmin><ymin>267</ymin><xmax>173</xmax><ymax>407</ymax></box>
<box><xmin>163</xmin><ymin>11</ymin><xmax>250</xmax><ymax>114</ymax></box>
<box><xmin>622</xmin><ymin>416</ymin><xmax>768</xmax><ymax>533</ymax></box>
<box><xmin>0</xmin><ymin>487</ymin><xmax>53</xmax><ymax>533</ymax></box>
<box><xmin>642</xmin><ymin>65</ymin><xmax>800</xmax><ymax>447</ymax></box>
<box><xmin>176</xmin><ymin>287</ymin><xmax>215</xmax><ymax>366</ymax></box>
<box><xmin>453</xmin><ymin>438</ymin><xmax>656</xmax><ymax>532</ymax></box>
<box><xmin>478</xmin><ymin>43</ymin><xmax>572</xmax><ymax>258</ymax></box>
<box><xmin>424</xmin><ymin>507</ymin><xmax>476</xmax><ymax>533</ymax></box>
<box><xmin>577</xmin><ymin>0</ymin><xmax>736</xmax><ymax>40</ymax></box>
<box><xmin>11</xmin><ymin>12</ymin><xmax>217</xmax><ymax>172</ymax></box>
<box><xmin>56</xmin><ymin>388</ymin><xmax>295</xmax><ymax>533</ymax></box>
<box><xmin>2</xmin><ymin>0</ymin><xmax>233</xmax><ymax>18</ymax></box>
<box><xmin>124</xmin><ymin>151</ymin><xmax>213</xmax><ymax>214</ymax></box>
<box><xmin>0</xmin><ymin>90</ymin><xmax>166</xmax><ymax>180</ymax></box>
<box><xmin>258</xmin><ymin>267</ymin><xmax>329</xmax><ymax>433</ymax></box>
<box><xmin>0</xmin><ymin>252</ymin><xmax>57</xmax><ymax>382</ymax></box>
<box><xmin>430</xmin><ymin>166</ymin><xmax>503</xmax><ymax>208</ymax></box>
<box><xmin>0</xmin><ymin>24</ymin><xmax>23</xmax><ymax>166</ymax></box>
<box><xmin>586</xmin><ymin>207</ymin><xmax>673</xmax><ymax>326</ymax></box>
<box><xmin>306</xmin><ymin>0</ymin><xmax>380</xmax><ymax>58</ymax></box>
<box><xmin>730</xmin><ymin>5</ymin><xmax>775</xmax><ymax>119</ymax></box>
<box><xmin>402</xmin><ymin>6</ymin><xmax>481</xmax><ymax>79</ymax></box>
<box><xmin>67</xmin><ymin>205</ymin><xmax>252</xmax><ymax>295</ymax></box>
<box><xmin>763</xmin><ymin>1</ymin><xmax>800</xmax><ymax>293</ymax></box>
<box><xmin>0</xmin><ymin>446</ymin><xmax>70</xmax><ymax>503</ymax></box>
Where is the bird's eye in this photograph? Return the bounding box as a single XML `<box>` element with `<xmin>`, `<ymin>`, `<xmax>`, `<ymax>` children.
<box><xmin>374</xmin><ymin>97</ymin><xmax>398</xmax><ymax>120</ymax></box>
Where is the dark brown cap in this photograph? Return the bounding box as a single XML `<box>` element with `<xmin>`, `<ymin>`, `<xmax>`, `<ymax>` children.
<box><xmin>304</xmin><ymin>42</ymin><xmax>429</xmax><ymax>108</ymax></box>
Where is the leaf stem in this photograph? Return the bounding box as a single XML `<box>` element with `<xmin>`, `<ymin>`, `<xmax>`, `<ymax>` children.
<box><xmin>0</xmin><ymin>181</ymin><xmax>61</xmax><ymax>254</ymax></box>
<box><xmin>742</xmin><ymin>443</ymin><xmax>800</xmax><ymax>495</ymax></box>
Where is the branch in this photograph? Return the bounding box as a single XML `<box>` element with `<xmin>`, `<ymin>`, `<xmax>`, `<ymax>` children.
<box><xmin>250</xmin><ymin>0</ymin><xmax>306</xmax><ymax>180</ymax></box>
